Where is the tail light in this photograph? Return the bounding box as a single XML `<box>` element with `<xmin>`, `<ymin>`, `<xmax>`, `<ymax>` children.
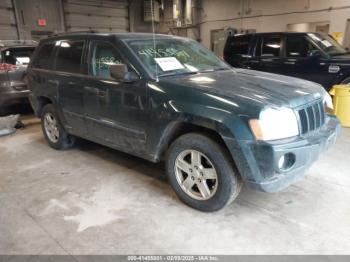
<box><xmin>0</xmin><ymin>63</ymin><xmax>18</xmax><ymax>72</ymax></box>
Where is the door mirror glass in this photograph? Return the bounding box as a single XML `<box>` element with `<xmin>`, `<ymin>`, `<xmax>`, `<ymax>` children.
<box><xmin>308</xmin><ymin>49</ymin><xmax>322</xmax><ymax>57</ymax></box>
<box><xmin>110</xmin><ymin>64</ymin><xmax>139</xmax><ymax>82</ymax></box>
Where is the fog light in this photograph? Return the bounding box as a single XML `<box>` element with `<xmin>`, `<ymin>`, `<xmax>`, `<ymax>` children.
<box><xmin>277</xmin><ymin>153</ymin><xmax>296</xmax><ymax>171</ymax></box>
<box><xmin>278</xmin><ymin>155</ymin><xmax>285</xmax><ymax>169</ymax></box>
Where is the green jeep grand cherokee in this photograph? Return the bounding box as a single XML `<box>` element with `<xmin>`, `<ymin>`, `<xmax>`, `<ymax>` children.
<box><xmin>27</xmin><ymin>33</ymin><xmax>340</xmax><ymax>211</ymax></box>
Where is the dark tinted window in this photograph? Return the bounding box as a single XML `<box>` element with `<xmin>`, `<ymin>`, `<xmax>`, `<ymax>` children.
<box><xmin>3</xmin><ymin>47</ymin><xmax>35</xmax><ymax>65</ymax></box>
<box><xmin>32</xmin><ymin>43</ymin><xmax>54</xmax><ymax>69</ymax></box>
<box><xmin>55</xmin><ymin>40</ymin><xmax>84</xmax><ymax>74</ymax></box>
<box><xmin>226</xmin><ymin>35</ymin><xmax>251</xmax><ymax>55</ymax></box>
<box><xmin>258</xmin><ymin>36</ymin><xmax>281</xmax><ymax>57</ymax></box>
<box><xmin>286</xmin><ymin>36</ymin><xmax>315</xmax><ymax>57</ymax></box>
<box><xmin>89</xmin><ymin>41</ymin><xmax>123</xmax><ymax>79</ymax></box>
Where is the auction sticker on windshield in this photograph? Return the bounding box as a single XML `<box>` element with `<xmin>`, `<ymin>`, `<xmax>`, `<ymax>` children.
<box><xmin>155</xmin><ymin>57</ymin><xmax>184</xmax><ymax>71</ymax></box>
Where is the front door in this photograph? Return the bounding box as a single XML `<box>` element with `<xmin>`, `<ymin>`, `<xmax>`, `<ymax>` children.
<box><xmin>281</xmin><ymin>35</ymin><xmax>335</xmax><ymax>88</ymax></box>
<box><xmin>84</xmin><ymin>40</ymin><xmax>148</xmax><ymax>154</ymax></box>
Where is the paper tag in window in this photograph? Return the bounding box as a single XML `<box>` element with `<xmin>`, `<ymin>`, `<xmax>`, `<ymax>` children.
<box><xmin>155</xmin><ymin>57</ymin><xmax>184</xmax><ymax>71</ymax></box>
<box><xmin>321</xmin><ymin>40</ymin><xmax>332</xmax><ymax>48</ymax></box>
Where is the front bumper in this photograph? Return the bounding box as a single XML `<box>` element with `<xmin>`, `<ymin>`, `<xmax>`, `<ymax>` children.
<box><xmin>226</xmin><ymin>116</ymin><xmax>341</xmax><ymax>193</ymax></box>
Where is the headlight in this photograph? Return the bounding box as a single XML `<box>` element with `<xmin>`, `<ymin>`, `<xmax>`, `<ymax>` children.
<box><xmin>324</xmin><ymin>92</ymin><xmax>334</xmax><ymax>113</ymax></box>
<box><xmin>249</xmin><ymin>107</ymin><xmax>299</xmax><ymax>141</ymax></box>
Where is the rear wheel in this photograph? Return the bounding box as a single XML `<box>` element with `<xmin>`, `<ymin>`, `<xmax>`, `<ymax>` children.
<box><xmin>166</xmin><ymin>133</ymin><xmax>242</xmax><ymax>212</ymax></box>
<box><xmin>41</xmin><ymin>104</ymin><xmax>75</xmax><ymax>150</ymax></box>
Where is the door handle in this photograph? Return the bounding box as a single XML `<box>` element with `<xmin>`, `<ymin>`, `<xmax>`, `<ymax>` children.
<box><xmin>84</xmin><ymin>86</ymin><xmax>98</xmax><ymax>94</ymax></box>
<box><xmin>48</xmin><ymin>79</ymin><xmax>59</xmax><ymax>85</ymax></box>
<box><xmin>284</xmin><ymin>61</ymin><xmax>296</xmax><ymax>65</ymax></box>
<box><xmin>98</xmin><ymin>90</ymin><xmax>107</xmax><ymax>98</ymax></box>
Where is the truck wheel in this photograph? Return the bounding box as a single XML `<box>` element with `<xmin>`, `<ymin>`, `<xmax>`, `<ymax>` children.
<box><xmin>166</xmin><ymin>133</ymin><xmax>242</xmax><ymax>212</ymax></box>
<box><xmin>41</xmin><ymin>104</ymin><xmax>75</xmax><ymax>150</ymax></box>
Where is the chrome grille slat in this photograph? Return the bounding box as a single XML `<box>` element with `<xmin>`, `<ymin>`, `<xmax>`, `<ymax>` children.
<box><xmin>298</xmin><ymin>100</ymin><xmax>325</xmax><ymax>135</ymax></box>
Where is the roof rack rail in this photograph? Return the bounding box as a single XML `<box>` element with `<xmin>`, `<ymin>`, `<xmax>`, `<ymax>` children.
<box><xmin>49</xmin><ymin>30</ymin><xmax>98</xmax><ymax>37</ymax></box>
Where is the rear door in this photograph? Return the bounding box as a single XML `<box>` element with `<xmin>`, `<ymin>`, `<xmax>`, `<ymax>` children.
<box><xmin>55</xmin><ymin>39</ymin><xmax>87</xmax><ymax>137</ymax></box>
<box><xmin>250</xmin><ymin>35</ymin><xmax>284</xmax><ymax>74</ymax></box>
<box><xmin>84</xmin><ymin>40</ymin><xmax>148</xmax><ymax>154</ymax></box>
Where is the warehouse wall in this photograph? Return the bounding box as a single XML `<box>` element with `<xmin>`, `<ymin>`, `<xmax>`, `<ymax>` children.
<box><xmin>0</xmin><ymin>0</ymin><xmax>18</xmax><ymax>40</ymax></box>
<box><xmin>200</xmin><ymin>0</ymin><xmax>350</xmax><ymax>49</ymax></box>
<box><xmin>63</xmin><ymin>0</ymin><xmax>129</xmax><ymax>33</ymax></box>
<box><xmin>14</xmin><ymin>0</ymin><xmax>64</xmax><ymax>40</ymax></box>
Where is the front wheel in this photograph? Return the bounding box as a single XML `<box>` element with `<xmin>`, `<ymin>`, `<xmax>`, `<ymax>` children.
<box><xmin>166</xmin><ymin>133</ymin><xmax>242</xmax><ymax>212</ymax></box>
<box><xmin>41</xmin><ymin>104</ymin><xmax>75</xmax><ymax>150</ymax></box>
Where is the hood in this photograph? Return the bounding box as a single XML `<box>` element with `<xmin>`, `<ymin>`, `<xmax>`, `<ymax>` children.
<box><xmin>159</xmin><ymin>69</ymin><xmax>325</xmax><ymax>109</ymax></box>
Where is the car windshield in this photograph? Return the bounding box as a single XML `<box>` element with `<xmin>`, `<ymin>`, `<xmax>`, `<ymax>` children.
<box><xmin>125</xmin><ymin>37</ymin><xmax>230</xmax><ymax>77</ymax></box>
<box><xmin>307</xmin><ymin>33</ymin><xmax>348</xmax><ymax>56</ymax></box>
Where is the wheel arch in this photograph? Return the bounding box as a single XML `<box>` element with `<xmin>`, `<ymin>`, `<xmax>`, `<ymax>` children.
<box><xmin>31</xmin><ymin>95</ymin><xmax>54</xmax><ymax>117</ymax></box>
<box><xmin>154</xmin><ymin>119</ymin><xmax>239</xmax><ymax>173</ymax></box>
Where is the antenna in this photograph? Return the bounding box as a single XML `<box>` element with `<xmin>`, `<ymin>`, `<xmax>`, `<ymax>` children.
<box><xmin>151</xmin><ymin>0</ymin><xmax>159</xmax><ymax>82</ymax></box>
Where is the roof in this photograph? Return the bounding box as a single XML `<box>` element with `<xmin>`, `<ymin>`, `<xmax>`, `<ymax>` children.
<box><xmin>232</xmin><ymin>32</ymin><xmax>325</xmax><ymax>37</ymax></box>
<box><xmin>41</xmin><ymin>32</ymin><xmax>183</xmax><ymax>43</ymax></box>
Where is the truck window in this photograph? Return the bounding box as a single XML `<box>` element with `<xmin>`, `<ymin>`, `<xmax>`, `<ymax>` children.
<box><xmin>286</xmin><ymin>36</ymin><xmax>315</xmax><ymax>57</ymax></box>
<box><xmin>258</xmin><ymin>36</ymin><xmax>281</xmax><ymax>57</ymax></box>
<box><xmin>55</xmin><ymin>40</ymin><xmax>84</xmax><ymax>74</ymax></box>
<box><xmin>227</xmin><ymin>35</ymin><xmax>251</xmax><ymax>55</ymax></box>
<box><xmin>32</xmin><ymin>43</ymin><xmax>55</xmax><ymax>69</ymax></box>
<box><xmin>89</xmin><ymin>41</ymin><xmax>123</xmax><ymax>79</ymax></box>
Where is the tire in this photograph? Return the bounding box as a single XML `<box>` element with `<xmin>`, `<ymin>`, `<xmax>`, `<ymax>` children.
<box><xmin>41</xmin><ymin>104</ymin><xmax>75</xmax><ymax>150</ymax></box>
<box><xmin>166</xmin><ymin>133</ymin><xmax>242</xmax><ymax>212</ymax></box>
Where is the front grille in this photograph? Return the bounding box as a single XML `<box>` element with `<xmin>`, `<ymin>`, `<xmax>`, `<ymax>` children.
<box><xmin>297</xmin><ymin>100</ymin><xmax>325</xmax><ymax>135</ymax></box>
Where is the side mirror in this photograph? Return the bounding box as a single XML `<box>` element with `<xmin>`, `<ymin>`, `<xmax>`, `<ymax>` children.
<box><xmin>110</xmin><ymin>64</ymin><xmax>139</xmax><ymax>83</ymax></box>
<box><xmin>308</xmin><ymin>49</ymin><xmax>322</xmax><ymax>58</ymax></box>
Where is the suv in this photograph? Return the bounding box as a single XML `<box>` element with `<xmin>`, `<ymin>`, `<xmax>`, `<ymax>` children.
<box><xmin>0</xmin><ymin>40</ymin><xmax>37</xmax><ymax>115</ymax></box>
<box><xmin>27</xmin><ymin>33</ymin><xmax>340</xmax><ymax>212</ymax></box>
<box><xmin>224</xmin><ymin>32</ymin><xmax>350</xmax><ymax>91</ymax></box>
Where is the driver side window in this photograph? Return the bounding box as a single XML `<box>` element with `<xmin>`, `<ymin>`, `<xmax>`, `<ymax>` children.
<box><xmin>286</xmin><ymin>36</ymin><xmax>315</xmax><ymax>57</ymax></box>
<box><xmin>89</xmin><ymin>41</ymin><xmax>123</xmax><ymax>79</ymax></box>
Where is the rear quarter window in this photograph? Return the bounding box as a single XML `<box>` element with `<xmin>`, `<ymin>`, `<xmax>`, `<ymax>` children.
<box><xmin>32</xmin><ymin>43</ymin><xmax>55</xmax><ymax>69</ymax></box>
<box><xmin>225</xmin><ymin>35</ymin><xmax>252</xmax><ymax>55</ymax></box>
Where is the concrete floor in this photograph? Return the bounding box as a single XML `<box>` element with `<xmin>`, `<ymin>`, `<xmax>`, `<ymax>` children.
<box><xmin>0</xmin><ymin>115</ymin><xmax>350</xmax><ymax>255</ymax></box>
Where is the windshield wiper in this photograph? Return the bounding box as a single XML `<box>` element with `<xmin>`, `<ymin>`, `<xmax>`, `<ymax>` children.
<box><xmin>159</xmin><ymin>71</ymin><xmax>198</xmax><ymax>77</ymax></box>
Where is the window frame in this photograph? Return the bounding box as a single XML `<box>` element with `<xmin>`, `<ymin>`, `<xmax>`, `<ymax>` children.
<box><xmin>284</xmin><ymin>34</ymin><xmax>316</xmax><ymax>58</ymax></box>
<box><xmin>254</xmin><ymin>35</ymin><xmax>283</xmax><ymax>58</ymax></box>
<box><xmin>53</xmin><ymin>39</ymin><xmax>87</xmax><ymax>75</ymax></box>
<box><xmin>87</xmin><ymin>39</ymin><xmax>140</xmax><ymax>81</ymax></box>
<box><xmin>32</xmin><ymin>42</ymin><xmax>56</xmax><ymax>70</ymax></box>
<box><xmin>227</xmin><ymin>35</ymin><xmax>253</xmax><ymax>57</ymax></box>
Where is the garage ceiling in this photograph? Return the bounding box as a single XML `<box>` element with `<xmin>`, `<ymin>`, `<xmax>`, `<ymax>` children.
<box><xmin>63</xmin><ymin>0</ymin><xmax>129</xmax><ymax>33</ymax></box>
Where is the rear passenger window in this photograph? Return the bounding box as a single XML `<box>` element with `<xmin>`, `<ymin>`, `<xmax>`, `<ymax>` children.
<box><xmin>32</xmin><ymin>43</ymin><xmax>54</xmax><ymax>69</ymax></box>
<box><xmin>55</xmin><ymin>40</ymin><xmax>84</xmax><ymax>74</ymax></box>
<box><xmin>259</xmin><ymin>36</ymin><xmax>281</xmax><ymax>57</ymax></box>
<box><xmin>227</xmin><ymin>35</ymin><xmax>251</xmax><ymax>55</ymax></box>
<box><xmin>89</xmin><ymin>41</ymin><xmax>123</xmax><ymax>79</ymax></box>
